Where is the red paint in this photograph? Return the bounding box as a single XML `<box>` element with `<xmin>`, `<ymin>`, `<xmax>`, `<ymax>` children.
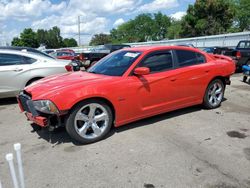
<box><xmin>24</xmin><ymin>46</ymin><xmax>235</xmax><ymax>127</ymax></box>
<box><xmin>25</xmin><ymin>112</ymin><xmax>48</xmax><ymax>127</ymax></box>
<box><xmin>134</xmin><ymin>67</ymin><xmax>150</xmax><ymax>75</ymax></box>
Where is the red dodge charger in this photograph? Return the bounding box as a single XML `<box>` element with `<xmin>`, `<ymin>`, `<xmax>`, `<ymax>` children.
<box><xmin>17</xmin><ymin>46</ymin><xmax>235</xmax><ymax>144</ymax></box>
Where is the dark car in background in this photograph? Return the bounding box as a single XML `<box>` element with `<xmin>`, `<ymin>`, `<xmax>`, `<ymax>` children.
<box><xmin>82</xmin><ymin>44</ymin><xmax>131</xmax><ymax>67</ymax></box>
<box><xmin>223</xmin><ymin>40</ymin><xmax>250</xmax><ymax>70</ymax></box>
<box><xmin>203</xmin><ymin>46</ymin><xmax>230</xmax><ymax>55</ymax></box>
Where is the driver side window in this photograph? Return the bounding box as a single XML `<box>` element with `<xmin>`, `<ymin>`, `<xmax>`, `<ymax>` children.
<box><xmin>139</xmin><ymin>51</ymin><xmax>173</xmax><ymax>73</ymax></box>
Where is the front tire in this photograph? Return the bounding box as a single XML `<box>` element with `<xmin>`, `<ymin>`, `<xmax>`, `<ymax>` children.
<box><xmin>243</xmin><ymin>75</ymin><xmax>247</xmax><ymax>82</ymax></box>
<box><xmin>66</xmin><ymin>100</ymin><xmax>113</xmax><ymax>144</ymax></box>
<box><xmin>203</xmin><ymin>79</ymin><xmax>225</xmax><ymax>109</ymax></box>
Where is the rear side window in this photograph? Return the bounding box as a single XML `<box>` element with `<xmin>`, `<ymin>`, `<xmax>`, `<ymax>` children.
<box><xmin>175</xmin><ymin>50</ymin><xmax>205</xmax><ymax>67</ymax></box>
<box><xmin>0</xmin><ymin>54</ymin><xmax>22</xmax><ymax>66</ymax></box>
<box><xmin>22</xmin><ymin>56</ymin><xmax>37</xmax><ymax>64</ymax></box>
<box><xmin>140</xmin><ymin>51</ymin><xmax>173</xmax><ymax>73</ymax></box>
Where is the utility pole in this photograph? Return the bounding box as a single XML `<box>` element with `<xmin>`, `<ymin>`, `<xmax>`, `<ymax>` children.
<box><xmin>78</xmin><ymin>16</ymin><xmax>81</xmax><ymax>46</ymax></box>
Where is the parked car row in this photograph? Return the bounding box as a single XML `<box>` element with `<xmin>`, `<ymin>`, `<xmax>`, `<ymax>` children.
<box><xmin>80</xmin><ymin>44</ymin><xmax>131</xmax><ymax>67</ymax></box>
<box><xmin>0</xmin><ymin>47</ymin><xmax>79</xmax><ymax>99</ymax></box>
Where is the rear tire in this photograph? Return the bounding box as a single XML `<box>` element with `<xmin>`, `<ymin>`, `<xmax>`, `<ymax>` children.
<box><xmin>66</xmin><ymin>99</ymin><xmax>113</xmax><ymax>144</ymax></box>
<box><xmin>203</xmin><ymin>79</ymin><xmax>225</xmax><ymax>109</ymax></box>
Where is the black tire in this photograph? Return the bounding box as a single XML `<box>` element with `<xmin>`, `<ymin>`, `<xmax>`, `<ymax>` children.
<box><xmin>66</xmin><ymin>99</ymin><xmax>113</xmax><ymax>144</ymax></box>
<box><xmin>243</xmin><ymin>75</ymin><xmax>247</xmax><ymax>82</ymax></box>
<box><xmin>203</xmin><ymin>79</ymin><xmax>225</xmax><ymax>109</ymax></box>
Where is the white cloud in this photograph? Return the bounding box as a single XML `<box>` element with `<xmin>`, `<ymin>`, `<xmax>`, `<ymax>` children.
<box><xmin>0</xmin><ymin>0</ymin><xmax>66</xmax><ymax>21</ymax></box>
<box><xmin>113</xmin><ymin>18</ymin><xmax>125</xmax><ymax>27</ymax></box>
<box><xmin>66</xmin><ymin>0</ymin><xmax>140</xmax><ymax>15</ymax></box>
<box><xmin>137</xmin><ymin>0</ymin><xmax>178</xmax><ymax>13</ymax></box>
<box><xmin>0</xmin><ymin>0</ymin><xmax>184</xmax><ymax>45</ymax></box>
<box><xmin>170</xmin><ymin>11</ymin><xmax>186</xmax><ymax>20</ymax></box>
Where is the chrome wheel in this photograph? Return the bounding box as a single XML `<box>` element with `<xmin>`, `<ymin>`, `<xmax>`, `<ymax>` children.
<box><xmin>207</xmin><ymin>82</ymin><xmax>223</xmax><ymax>107</ymax></box>
<box><xmin>74</xmin><ymin>103</ymin><xmax>109</xmax><ymax>139</ymax></box>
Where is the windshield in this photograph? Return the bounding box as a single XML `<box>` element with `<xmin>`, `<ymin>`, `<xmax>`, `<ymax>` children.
<box><xmin>87</xmin><ymin>50</ymin><xmax>141</xmax><ymax>76</ymax></box>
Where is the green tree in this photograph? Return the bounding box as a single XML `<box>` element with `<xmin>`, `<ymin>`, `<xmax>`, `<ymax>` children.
<box><xmin>110</xmin><ymin>13</ymin><xmax>171</xmax><ymax>43</ymax></box>
<box><xmin>11</xmin><ymin>37</ymin><xmax>24</xmax><ymax>46</ymax></box>
<box><xmin>89</xmin><ymin>33</ymin><xmax>111</xmax><ymax>45</ymax></box>
<box><xmin>152</xmin><ymin>12</ymin><xmax>171</xmax><ymax>40</ymax></box>
<box><xmin>37</xmin><ymin>29</ymin><xmax>48</xmax><ymax>46</ymax></box>
<box><xmin>11</xmin><ymin>26</ymin><xmax>77</xmax><ymax>48</ymax></box>
<box><xmin>46</xmin><ymin>26</ymin><xmax>63</xmax><ymax>48</ymax></box>
<box><xmin>12</xmin><ymin>28</ymin><xmax>38</xmax><ymax>47</ymax></box>
<box><xmin>181</xmin><ymin>0</ymin><xmax>235</xmax><ymax>37</ymax></box>
<box><xmin>167</xmin><ymin>20</ymin><xmax>183</xmax><ymax>39</ymax></box>
<box><xmin>234</xmin><ymin>0</ymin><xmax>250</xmax><ymax>31</ymax></box>
<box><xmin>63</xmin><ymin>38</ymin><xmax>78</xmax><ymax>47</ymax></box>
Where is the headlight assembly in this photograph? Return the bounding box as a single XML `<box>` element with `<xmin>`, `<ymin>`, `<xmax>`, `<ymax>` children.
<box><xmin>33</xmin><ymin>100</ymin><xmax>59</xmax><ymax>114</ymax></box>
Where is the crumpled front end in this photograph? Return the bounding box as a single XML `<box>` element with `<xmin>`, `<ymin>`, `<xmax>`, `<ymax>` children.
<box><xmin>17</xmin><ymin>91</ymin><xmax>66</xmax><ymax>129</ymax></box>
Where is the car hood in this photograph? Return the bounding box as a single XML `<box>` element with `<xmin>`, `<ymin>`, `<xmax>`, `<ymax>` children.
<box><xmin>25</xmin><ymin>71</ymin><xmax>116</xmax><ymax>99</ymax></box>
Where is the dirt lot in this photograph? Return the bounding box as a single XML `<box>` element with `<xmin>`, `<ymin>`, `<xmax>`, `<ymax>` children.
<box><xmin>0</xmin><ymin>74</ymin><xmax>249</xmax><ymax>188</ymax></box>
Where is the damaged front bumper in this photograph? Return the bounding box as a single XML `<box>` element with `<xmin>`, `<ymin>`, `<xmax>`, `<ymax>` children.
<box><xmin>17</xmin><ymin>91</ymin><xmax>66</xmax><ymax>129</ymax></box>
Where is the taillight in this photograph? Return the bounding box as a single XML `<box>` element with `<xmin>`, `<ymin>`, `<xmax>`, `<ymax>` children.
<box><xmin>80</xmin><ymin>54</ymin><xmax>83</xmax><ymax>60</ymax></box>
<box><xmin>236</xmin><ymin>51</ymin><xmax>241</xmax><ymax>59</ymax></box>
<box><xmin>65</xmin><ymin>65</ymin><xmax>73</xmax><ymax>72</ymax></box>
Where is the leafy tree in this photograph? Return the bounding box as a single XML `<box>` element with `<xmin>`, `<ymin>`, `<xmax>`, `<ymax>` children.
<box><xmin>110</xmin><ymin>13</ymin><xmax>171</xmax><ymax>43</ymax></box>
<box><xmin>37</xmin><ymin>29</ymin><xmax>48</xmax><ymax>46</ymax></box>
<box><xmin>46</xmin><ymin>26</ymin><xmax>64</xmax><ymax>48</ymax></box>
<box><xmin>11</xmin><ymin>37</ymin><xmax>24</xmax><ymax>46</ymax></box>
<box><xmin>12</xmin><ymin>28</ymin><xmax>38</xmax><ymax>47</ymax></box>
<box><xmin>181</xmin><ymin>0</ymin><xmax>235</xmax><ymax>37</ymax></box>
<box><xmin>63</xmin><ymin>38</ymin><xmax>78</xmax><ymax>47</ymax></box>
<box><xmin>89</xmin><ymin>33</ymin><xmax>111</xmax><ymax>45</ymax></box>
<box><xmin>11</xmin><ymin>26</ymin><xmax>71</xmax><ymax>48</ymax></box>
<box><xmin>167</xmin><ymin>20</ymin><xmax>183</xmax><ymax>39</ymax></box>
<box><xmin>153</xmin><ymin>12</ymin><xmax>171</xmax><ymax>40</ymax></box>
<box><xmin>234</xmin><ymin>0</ymin><xmax>250</xmax><ymax>31</ymax></box>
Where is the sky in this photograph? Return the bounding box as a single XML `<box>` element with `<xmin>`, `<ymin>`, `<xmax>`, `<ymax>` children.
<box><xmin>0</xmin><ymin>0</ymin><xmax>195</xmax><ymax>46</ymax></box>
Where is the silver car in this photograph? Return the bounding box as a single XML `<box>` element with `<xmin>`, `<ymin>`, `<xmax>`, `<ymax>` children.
<box><xmin>0</xmin><ymin>49</ymin><xmax>73</xmax><ymax>98</ymax></box>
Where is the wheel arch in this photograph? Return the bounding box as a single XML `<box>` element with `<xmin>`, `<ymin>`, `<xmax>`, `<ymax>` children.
<box><xmin>25</xmin><ymin>77</ymin><xmax>44</xmax><ymax>86</ymax></box>
<box><xmin>202</xmin><ymin>76</ymin><xmax>227</xmax><ymax>99</ymax></box>
<box><xmin>209</xmin><ymin>76</ymin><xmax>228</xmax><ymax>86</ymax></box>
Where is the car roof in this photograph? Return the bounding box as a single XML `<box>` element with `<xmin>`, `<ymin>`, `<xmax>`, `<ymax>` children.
<box><xmin>0</xmin><ymin>49</ymin><xmax>55</xmax><ymax>60</ymax></box>
<box><xmin>124</xmin><ymin>45</ymin><xmax>203</xmax><ymax>53</ymax></box>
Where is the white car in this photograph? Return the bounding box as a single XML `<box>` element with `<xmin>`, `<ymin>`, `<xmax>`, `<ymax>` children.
<box><xmin>0</xmin><ymin>49</ymin><xmax>74</xmax><ymax>99</ymax></box>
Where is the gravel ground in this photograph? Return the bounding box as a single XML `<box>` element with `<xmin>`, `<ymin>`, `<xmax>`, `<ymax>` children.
<box><xmin>0</xmin><ymin>73</ymin><xmax>249</xmax><ymax>188</ymax></box>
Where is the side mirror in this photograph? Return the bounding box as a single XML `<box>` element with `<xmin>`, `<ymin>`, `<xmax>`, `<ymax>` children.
<box><xmin>134</xmin><ymin>67</ymin><xmax>150</xmax><ymax>76</ymax></box>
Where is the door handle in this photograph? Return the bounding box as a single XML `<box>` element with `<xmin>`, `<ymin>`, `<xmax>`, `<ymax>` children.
<box><xmin>14</xmin><ymin>68</ymin><xmax>23</xmax><ymax>72</ymax></box>
<box><xmin>205</xmin><ymin>70</ymin><xmax>210</xmax><ymax>73</ymax></box>
<box><xmin>170</xmin><ymin>77</ymin><xmax>177</xmax><ymax>81</ymax></box>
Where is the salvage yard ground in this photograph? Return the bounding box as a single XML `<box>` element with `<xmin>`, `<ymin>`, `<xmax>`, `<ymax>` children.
<box><xmin>0</xmin><ymin>73</ymin><xmax>250</xmax><ymax>188</ymax></box>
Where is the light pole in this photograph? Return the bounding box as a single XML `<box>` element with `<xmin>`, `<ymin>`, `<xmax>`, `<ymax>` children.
<box><xmin>78</xmin><ymin>15</ymin><xmax>86</xmax><ymax>46</ymax></box>
<box><xmin>78</xmin><ymin>16</ymin><xmax>81</xmax><ymax>46</ymax></box>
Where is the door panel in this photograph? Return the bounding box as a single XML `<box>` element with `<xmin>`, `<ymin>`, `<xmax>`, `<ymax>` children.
<box><xmin>173</xmin><ymin>50</ymin><xmax>211</xmax><ymax>105</ymax></box>
<box><xmin>0</xmin><ymin>53</ymin><xmax>31</xmax><ymax>97</ymax></box>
